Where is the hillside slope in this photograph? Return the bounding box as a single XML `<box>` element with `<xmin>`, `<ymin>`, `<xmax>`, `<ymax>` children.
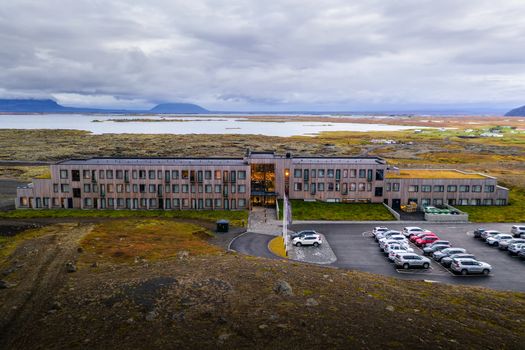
<box><xmin>505</xmin><ymin>105</ymin><xmax>525</xmax><ymax>116</ymax></box>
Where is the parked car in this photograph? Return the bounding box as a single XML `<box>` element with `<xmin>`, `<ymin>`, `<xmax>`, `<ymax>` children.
<box><xmin>486</xmin><ymin>234</ymin><xmax>514</xmax><ymax>247</ymax></box>
<box><xmin>415</xmin><ymin>235</ymin><xmax>440</xmax><ymax>247</ymax></box>
<box><xmin>480</xmin><ymin>230</ymin><xmax>501</xmax><ymax>241</ymax></box>
<box><xmin>473</xmin><ymin>228</ymin><xmax>487</xmax><ymax>238</ymax></box>
<box><xmin>394</xmin><ymin>252</ymin><xmax>431</xmax><ymax>269</ymax></box>
<box><xmin>441</xmin><ymin>253</ymin><xmax>476</xmax><ymax>268</ymax></box>
<box><xmin>290</xmin><ymin>230</ymin><xmax>318</xmax><ymax>240</ymax></box>
<box><xmin>410</xmin><ymin>232</ymin><xmax>437</xmax><ymax>243</ymax></box>
<box><xmin>511</xmin><ymin>225</ymin><xmax>525</xmax><ymax>238</ymax></box>
<box><xmin>402</xmin><ymin>227</ymin><xmax>428</xmax><ymax>238</ymax></box>
<box><xmin>379</xmin><ymin>236</ymin><xmax>408</xmax><ymax>251</ymax></box>
<box><xmin>518</xmin><ymin>248</ymin><xmax>525</xmax><ymax>260</ymax></box>
<box><xmin>508</xmin><ymin>243</ymin><xmax>525</xmax><ymax>255</ymax></box>
<box><xmin>450</xmin><ymin>258</ymin><xmax>492</xmax><ymax>275</ymax></box>
<box><xmin>386</xmin><ymin>245</ymin><xmax>414</xmax><ymax>261</ymax></box>
<box><xmin>422</xmin><ymin>241</ymin><xmax>451</xmax><ymax>255</ymax></box>
<box><xmin>292</xmin><ymin>235</ymin><xmax>322</xmax><ymax>247</ymax></box>
<box><xmin>375</xmin><ymin>230</ymin><xmax>401</xmax><ymax>242</ymax></box>
<box><xmin>384</xmin><ymin>241</ymin><xmax>411</xmax><ymax>254</ymax></box>
<box><xmin>373</xmin><ymin>227</ymin><xmax>389</xmax><ymax>238</ymax></box>
<box><xmin>433</xmin><ymin>247</ymin><xmax>467</xmax><ymax>262</ymax></box>
<box><xmin>498</xmin><ymin>238</ymin><xmax>525</xmax><ymax>251</ymax></box>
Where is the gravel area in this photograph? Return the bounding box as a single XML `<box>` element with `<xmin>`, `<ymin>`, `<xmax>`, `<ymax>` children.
<box><xmin>286</xmin><ymin>234</ymin><xmax>337</xmax><ymax>264</ymax></box>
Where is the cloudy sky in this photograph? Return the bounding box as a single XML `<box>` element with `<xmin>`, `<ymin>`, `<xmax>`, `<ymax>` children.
<box><xmin>1</xmin><ymin>0</ymin><xmax>525</xmax><ymax>112</ymax></box>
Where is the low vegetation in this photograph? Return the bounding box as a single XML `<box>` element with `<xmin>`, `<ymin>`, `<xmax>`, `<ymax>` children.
<box><xmin>79</xmin><ymin>219</ymin><xmax>219</xmax><ymax>265</ymax></box>
<box><xmin>0</xmin><ymin>209</ymin><xmax>248</xmax><ymax>227</ymax></box>
<box><xmin>280</xmin><ymin>200</ymin><xmax>395</xmax><ymax>221</ymax></box>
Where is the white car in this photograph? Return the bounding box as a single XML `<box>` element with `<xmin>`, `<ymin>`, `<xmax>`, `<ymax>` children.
<box><xmin>379</xmin><ymin>235</ymin><xmax>407</xmax><ymax>250</ymax></box>
<box><xmin>486</xmin><ymin>234</ymin><xmax>513</xmax><ymax>247</ymax></box>
<box><xmin>375</xmin><ymin>230</ymin><xmax>402</xmax><ymax>242</ymax></box>
<box><xmin>508</xmin><ymin>243</ymin><xmax>525</xmax><ymax>255</ymax></box>
<box><xmin>292</xmin><ymin>235</ymin><xmax>322</xmax><ymax>247</ymax></box>
<box><xmin>373</xmin><ymin>227</ymin><xmax>389</xmax><ymax>238</ymax></box>
<box><xmin>386</xmin><ymin>244</ymin><xmax>414</xmax><ymax>261</ymax></box>
<box><xmin>511</xmin><ymin>225</ymin><xmax>525</xmax><ymax>238</ymax></box>
<box><xmin>402</xmin><ymin>227</ymin><xmax>429</xmax><ymax>238</ymax></box>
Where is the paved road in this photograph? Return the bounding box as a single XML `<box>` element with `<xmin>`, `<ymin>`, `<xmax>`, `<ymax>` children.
<box><xmin>229</xmin><ymin>232</ymin><xmax>278</xmax><ymax>259</ymax></box>
<box><xmin>291</xmin><ymin>222</ymin><xmax>525</xmax><ymax>292</ymax></box>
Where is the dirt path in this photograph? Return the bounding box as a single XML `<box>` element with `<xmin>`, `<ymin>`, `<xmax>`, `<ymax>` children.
<box><xmin>0</xmin><ymin>223</ymin><xmax>93</xmax><ymax>349</ymax></box>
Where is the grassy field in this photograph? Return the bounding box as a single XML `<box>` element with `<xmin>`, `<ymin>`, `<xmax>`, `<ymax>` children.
<box><xmin>280</xmin><ymin>200</ymin><xmax>395</xmax><ymax>221</ymax></box>
<box><xmin>79</xmin><ymin>219</ymin><xmax>219</xmax><ymax>265</ymax></box>
<box><xmin>0</xmin><ymin>209</ymin><xmax>248</xmax><ymax>227</ymax></box>
<box><xmin>461</xmin><ymin>185</ymin><xmax>525</xmax><ymax>222</ymax></box>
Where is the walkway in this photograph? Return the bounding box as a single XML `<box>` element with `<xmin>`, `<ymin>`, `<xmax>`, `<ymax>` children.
<box><xmin>247</xmin><ymin>207</ymin><xmax>282</xmax><ymax>236</ymax></box>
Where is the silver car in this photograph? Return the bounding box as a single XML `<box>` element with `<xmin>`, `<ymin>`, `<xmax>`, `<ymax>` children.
<box><xmin>499</xmin><ymin>238</ymin><xmax>525</xmax><ymax>251</ymax></box>
<box><xmin>422</xmin><ymin>242</ymin><xmax>450</xmax><ymax>256</ymax></box>
<box><xmin>432</xmin><ymin>247</ymin><xmax>467</xmax><ymax>262</ymax></box>
<box><xmin>379</xmin><ymin>235</ymin><xmax>407</xmax><ymax>250</ymax></box>
<box><xmin>508</xmin><ymin>242</ymin><xmax>525</xmax><ymax>255</ymax></box>
<box><xmin>375</xmin><ymin>230</ymin><xmax>401</xmax><ymax>242</ymax></box>
<box><xmin>387</xmin><ymin>245</ymin><xmax>414</xmax><ymax>261</ymax></box>
<box><xmin>511</xmin><ymin>225</ymin><xmax>525</xmax><ymax>238</ymax></box>
<box><xmin>441</xmin><ymin>253</ymin><xmax>476</xmax><ymax>268</ymax></box>
<box><xmin>480</xmin><ymin>230</ymin><xmax>501</xmax><ymax>241</ymax></box>
<box><xmin>450</xmin><ymin>258</ymin><xmax>492</xmax><ymax>275</ymax></box>
<box><xmin>486</xmin><ymin>234</ymin><xmax>513</xmax><ymax>247</ymax></box>
<box><xmin>394</xmin><ymin>252</ymin><xmax>431</xmax><ymax>269</ymax></box>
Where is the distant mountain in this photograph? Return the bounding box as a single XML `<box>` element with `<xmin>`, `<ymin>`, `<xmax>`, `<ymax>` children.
<box><xmin>0</xmin><ymin>99</ymin><xmax>209</xmax><ymax>114</ymax></box>
<box><xmin>505</xmin><ymin>105</ymin><xmax>525</xmax><ymax>116</ymax></box>
<box><xmin>149</xmin><ymin>103</ymin><xmax>209</xmax><ymax>114</ymax></box>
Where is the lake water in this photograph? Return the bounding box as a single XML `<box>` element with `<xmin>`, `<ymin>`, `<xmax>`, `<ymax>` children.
<box><xmin>0</xmin><ymin>114</ymin><xmax>422</xmax><ymax>136</ymax></box>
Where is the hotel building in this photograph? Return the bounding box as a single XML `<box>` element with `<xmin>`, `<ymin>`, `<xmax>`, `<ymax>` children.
<box><xmin>16</xmin><ymin>151</ymin><xmax>509</xmax><ymax>210</ymax></box>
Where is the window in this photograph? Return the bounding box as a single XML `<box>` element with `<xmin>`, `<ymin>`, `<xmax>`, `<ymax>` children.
<box><xmin>238</xmin><ymin>199</ymin><xmax>246</xmax><ymax>208</ymax></box>
<box><xmin>311</xmin><ymin>169</ymin><xmax>316</xmax><ymax>178</ymax></box>
<box><xmin>139</xmin><ymin>170</ymin><xmax>146</xmax><ymax>179</ymax></box>
<box><xmin>132</xmin><ymin>170</ymin><xmax>138</xmax><ymax>179</ymax></box>
<box><xmin>116</xmin><ymin>170</ymin><xmax>123</xmax><ymax>179</ymax></box>
<box><xmin>106</xmin><ymin>170</ymin><xmax>113</xmax><ymax>179</ymax></box>
<box><xmin>421</xmin><ymin>185</ymin><xmax>431</xmax><ymax>192</ymax></box>
<box><xmin>205</xmin><ymin>199</ymin><xmax>212</xmax><ymax>208</ymax></box>
<box><xmin>459</xmin><ymin>198</ymin><xmax>469</xmax><ymax>205</ymax></box>
<box><xmin>191</xmin><ymin>184</ymin><xmax>196</xmax><ymax>193</ymax></box>
<box><xmin>205</xmin><ymin>184</ymin><xmax>212</xmax><ymax>193</ymax></box>
<box><xmin>367</xmin><ymin>169</ymin><xmax>373</xmax><ymax>182</ymax></box>
<box><xmin>238</xmin><ymin>171</ymin><xmax>246</xmax><ymax>180</ymax></box>
<box><xmin>149</xmin><ymin>170</ymin><xmax>156</xmax><ymax>180</ymax></box>
<box><xmin>483</xmin><ymin>198</ymin><xmax>493</xmax><ymax>205</ymax></box>
<box><xmin>61</xmin><ymin>184</ymin><xmax>70</xmax><ymax>193</ymax></box>
<box><xmin>496</xmin><ymin>199</ymin><xmax>506</xmax><ymax>205</ymax></box>
<box><xmin>342</xmin><ymin>183</ymin><xmax>348</xmax><ymax>194</ymax></box>
<box><xmin>350</xmin><ymin>183</ymin><xmax>356</xmax><ymax>191</ymax></box>
<box><xmin>73</xmin><ymin>188</ymin><xmax>81</xmax><ymax>198</ymax></box>
<box><xmin>215</xmin><ymin>184</ymin><xmax>221</xmax><ymax>193</ymax></box>
<box><xmin>349</xmin><ymin>169</ymin><xmax>356</xmax><ymax>178</ymax></box>
<box><xmin>107</xmin><ymin>184</ymin><xmax>114</xmax><ymax>193</ymax></box>
<box><xmin>149</xmin><ymin>184</ymin><xmax>156</xmax><ymax>193</ymax></box>
<box><xmin>408</xmin><ymin>185</ymin><xmax>418</xmax><ymax>192</ymax></box>
<box><xmin>83</xmin><ymin>184</ymin><xmax>91</xmax><ymax>193</ymax></box>
<box><xmin>358</xmin><ymin>169</ymin><xmax>366</xmax><ymax>178</ymax></box>
<box><xmin>433</xmin><ymin>185</ymin><xmax>444</xmax><ymax>192</ymax></box>
<box><xmin>421</xmin><ymin>198</ymin><xmax>431</xmax><ymax>206</ymax></box>
<box><xmin>60</xmin><ymin>170</ymin><xmax>68</xmax><ymax>179</ymax></box>
<box><xmin>172</xmin><ymin>184</ymin><xmax>179</xmax><ymax>193</ymax></box>
<box><xmin>165</xmin><ymin>199</ymin><xmax>171</xmax><ymax>209</ymax></box>
<box><xmin>472</xmin><ymin>185</ymin><xmax>482</xmax><ymax>193</ymax></box>
<box><xmin>173</xmin><ymin>198</ymin><xmax>180</xmax><ymax>208</ymax></box>
<box><xmin>327</xmin><ymin>183</ymin><xmax>334</xmax><ymax>191</ymax></box>
<box><xmin>294</xmin><ymin>169</ymin><xmax>302</xmax><ymax>178</ymax></box>
<box><xmin>93</xmin><ymin>184</ymin><xmax>99</xmax><ymax>193</ymax></box>
<box><xmin>205</xmin><ymin>170</ymin><xmax>212</xmax><ymax>180</ymax></box>
<box><xmin>386</xmin><ymin>183</ymin><xmax>391</xmax><ymax>192</ymax></box>
<box><xmin>392</xmin><ymin>183</ymin><xmax>400</xmax><ymax>192</ymax></box>
<box><xmin>84</xmin><ymin>198</ymin><xmax>93</xmax><ymax>207</ymax></box>
<box><xmin>165</xmin><ymin>170</ymin><xmax>170</xmax><ymax>181</ymax></box>
<box><xmin>327</xmin><ymin>169</ymin><xmax>334</xmax><ymax>178</ymax></box>
<box><xmin>133</xmin><ymin>184</ymin><xmax>138</xmax><ymax>193</ymax></box>
<box><xmin>433</xmin><ymin>198</ymin><xmax>444</xmax><ymax>205</ymax></box>
<box><xmin>294</xmin><ymin>182</ymin><xmax>302</xmax><ymax>191</ymax></box>
<box><xmin>182</xmin><ymin>184</ymin><xmax>189</xmax><ymax>193</ymax></box>
<box><xmin>214</xmin><ymin>198</ymin><xmax>222</xmax><ymax>208</ymax></box>
<box><xmin>335</xmin><ymin>169</ymin><xmax>341</xmax><ymax>180</ymax></box>
<box><xmin>172</xmin><ymin>170</ymin><xmax>179</xmax><ymax>179</ymax></box>
<box><xmin>165</xmin><ymin>184</ymin><xmax>171</xmax><ymax>193</ymax></box>
<box><xmin>303</xmin><ymin>169</ymin><xmax>309</xmax><ymax>181</ymax></box>
<box><xmin>375</xmin><ymin>169</ymin><xmax>384</xmax><ymax>181</ymax></box>
<box><xmin>83</xmin><ymin>170</ymin><xmax>90</xmax><ymax>179</ymax></box>
<box><xmin>374</xmin><ymin>187</ymin><xmax>383</xmax><ymax>197</ymax></box>
<box><xmin>485</xmin><ymin>185</ymin><xmax>495</xmax><ymax>192</ymax></box>
<box><xmin>116</xmin><ymin>184</ymin><xmax>123</xmax><ymax>193</ymax></box>
<box><xmin>459</xmin><ymin>185</ymin><xmax>470</xmax><ymax>192</ymax></box>
<box><xmin>139</xmin><ymin>184</ymin><xmax>146</xmax><ymax>193</ymax></box>
<box><xmin>358</xmin><ymin>183</ymin><xmax>366</xmax><ymax>191</ymax></box>
<box><xmin>157</xmin><ymin>170</ymin><xmax>163</xmax><ymax>180</ymax></box>
<box><xmin>447</xmin><ymin>185</ymin><xmax>457</xmax><ymax>192</ymax></box>
<box><xmin>318</xmin><ymin>183</ymin><xmax>325</xmax><ymax>191</ymax></box>
<box><xmin>149</xmin><ymin>198</ymin><xmax>157</xmax><ymax>208</ymax></box>
<box><xmin>318</xmin><ymin>169</ymin><xmax>325</xmax><ymax>178</ymax></box>
<box><xmin>366</xmin><ymin>183</ymin><xmax>372</xmax><ymax>191</ymax></box>
<box><xmin>343</xmin><ymin>169</ymin><xmax>348</xmax><ymax>178</ymax></box>
<box><xmin>53</xmin><ymin>184</ymin><xmax>59</xmax><ymax>193</ymax></box>
<box><xmin>214</xmin><ymin>170</ymin><xmax>221</xmax><ymax>180</ymax></box>
<box><xmin>72</xmin><ymin>170</ymin><xmax>80</xmax><ymax>181</ymax></box>
<box><xmin>238</xmin><ymin>184</ymin><xmax>246</xmax><ymax>193</ymax></box>
<box><xmin>470</xmin><ymin>198</ymin><xmax>481</xmax><ymax>205</ymax></box>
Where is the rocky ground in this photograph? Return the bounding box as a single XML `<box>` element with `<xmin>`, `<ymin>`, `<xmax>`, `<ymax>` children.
<box><xmin>0</xmin><ymin>222</ymin><xmax>524</xmax><ymax>349</ymax></box>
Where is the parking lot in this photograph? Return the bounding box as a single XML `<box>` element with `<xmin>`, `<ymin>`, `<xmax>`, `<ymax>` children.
<box><xmin>290</xmin><ymin>222</ymin><xmax>525</xmax><ymax>292</ymax></box>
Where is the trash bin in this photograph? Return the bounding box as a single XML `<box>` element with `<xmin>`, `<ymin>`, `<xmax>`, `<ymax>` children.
<box><xmin>216</xmin><ymin>219</ymin><xmax>230</xmax><ymax>233</ymax></box>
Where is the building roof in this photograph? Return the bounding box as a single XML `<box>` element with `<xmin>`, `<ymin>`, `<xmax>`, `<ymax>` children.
<box><xmin>57</xmin><ymin>157</ymin><xmax>247</xmax><ymax>166</ymax></box>
<box><xmin>386</xmin><ymin>169</ymin><xmax>488</xmax><ymax>180</ymax></box>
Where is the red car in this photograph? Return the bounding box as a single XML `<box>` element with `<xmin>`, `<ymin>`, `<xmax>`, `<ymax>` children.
<box><xmin>415</xmin><ymin>235</ymin><xmax>440</xmax><ymax>247</ymax></box>
<box><xmin>410</xmin><ymin>232</ymin><xmax>437</xmax><ymax>243</ymax></box>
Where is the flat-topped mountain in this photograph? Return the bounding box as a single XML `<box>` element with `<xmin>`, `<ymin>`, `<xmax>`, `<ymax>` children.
<box><xmin>0</xmin><ymin>99</ymin><xmax>209</xmax><ymax>114</ymax></box>
<box><xmin>505</xmin><ymin>105</ymin><xmax>525</xmax><ymax>116</ymax></box>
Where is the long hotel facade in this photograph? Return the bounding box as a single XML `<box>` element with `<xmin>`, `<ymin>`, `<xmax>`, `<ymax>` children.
<box><xmin>16</xmin><ymin>151</ymin><xmax>509</xmax><ymax>210</ymax></box>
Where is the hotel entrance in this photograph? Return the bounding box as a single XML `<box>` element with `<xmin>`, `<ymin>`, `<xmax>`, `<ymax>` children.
<box><xmin>250</xmin><ymin>163</ymin><xmax>276</xmax><ymax>207</ymax></box>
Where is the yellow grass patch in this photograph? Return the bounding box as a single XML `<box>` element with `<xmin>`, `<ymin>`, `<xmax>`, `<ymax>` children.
<box><xmin>79</xmin><ymin>219</ymin><xmax>220</xmax><ymax>264</ymax></box>
<box><xmin>268</xmin><ymin>236</ymin><xmax>287</xmax><ymax>258</ymax></box>
<box><xmin>386</xmin><ymin>169</ymin><xmax>486</xmax><ymax>179</ymax></box>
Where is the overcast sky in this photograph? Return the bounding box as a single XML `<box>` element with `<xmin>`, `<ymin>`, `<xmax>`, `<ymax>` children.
<box><xmin>1</xmin><ymin>0</ymin><xmax>525</xmax><ymax>112</ymax></box>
